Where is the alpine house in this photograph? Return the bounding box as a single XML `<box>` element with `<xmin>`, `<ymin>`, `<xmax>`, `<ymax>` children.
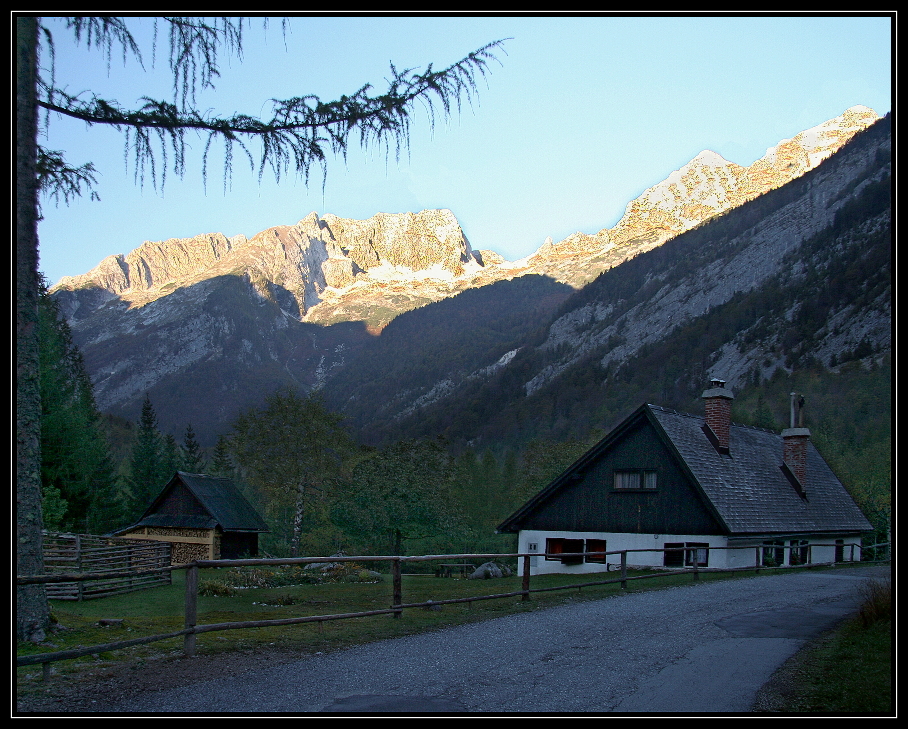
<box><xmin>497</xmin><ymin>381</ymin><xmax>872</xmax><ymax>575</ymax></box>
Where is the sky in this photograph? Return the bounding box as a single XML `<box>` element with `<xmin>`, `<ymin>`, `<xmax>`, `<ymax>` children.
<box><xmin>35</xmin><ymin>14</ymin><xmax>893</xmax><ymax>287</ymax></box>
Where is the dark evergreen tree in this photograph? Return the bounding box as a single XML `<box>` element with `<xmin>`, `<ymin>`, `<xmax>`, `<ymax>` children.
<box><xmin>37</xmin><ymin>280</ymin><xmax>120</xmax><ymax>534</ymax></box>
<box><xmin>181</xmin><ymin>424</ymin><xmax>206</xmax><ymax>474</ymax></box>
<box><xmin>129</xmin><ymin>395</ymin><xmax>164</xmax><ymax>517</ymax></box>
<box><xmin>160</xmin><ymin>432</ymin><xmax>182</xmax><ymax>483</ymax></box>
<box><xmin>209</xmin><ymin>434</ymin><xmax>235</xmax><ymax>478</ymax></box>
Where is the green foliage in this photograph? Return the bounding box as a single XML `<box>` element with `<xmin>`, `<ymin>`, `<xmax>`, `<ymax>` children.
<box><xmin>230</xmin><ymin>388</ymin><xmax>356</xmax><ymax>556</ymax></box>
<box><xmin>331</xmin><ymin>438</ymin><xmax>463</xmax><ymax>555</ymax></box>
<box><xmin>128</xmin><ymin>395</ymin><xmax>166</xmax><ymax>518</ymax></box>
<box><xmin>198</xmin><ymin>579</ymin><xmax>236</xmax><ymax>597</ymax></box>
<box><xmin>37</xmin><ymin>281</ymin><xmax>123</xmax><ymax>533</ymax></box>
<box><xmin>208</xmin><ymin>434</ymin><xmax>234</xmax><ymax>478</ymax></box>
<box><xmin>181</xmin><ymin>423</ymin><xmax>206</xmax><ymax>473</ymax></box>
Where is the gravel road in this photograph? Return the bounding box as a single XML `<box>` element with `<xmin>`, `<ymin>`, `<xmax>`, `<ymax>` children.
<box><xmin>87</xmin><ymin>565</ymin><xmax>888</xmax><ymax>715</ymax></box>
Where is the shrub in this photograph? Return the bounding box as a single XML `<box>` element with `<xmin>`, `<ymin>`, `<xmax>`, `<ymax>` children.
<box><xmin>858</xmin><ymin>577</ymin><xmax>890</xmax><ymax>627</ymax></box>
<box><xmin>222</xmin><ymin>565</ymin><xmax>317</xmax><ymax>589</ymax></box>
<box><xmin>199</xmin><ymin>579</ymin><xmax>236</xmax><ymax>597</ymax></box>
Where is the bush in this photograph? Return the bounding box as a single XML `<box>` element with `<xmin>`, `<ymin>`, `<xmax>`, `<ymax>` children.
<box><xmin>858</xmin><ymin>577</ymin><xmax>890</xmax><ymax>627</ymax></box>
<box><xmin>198</xmin><ymin>579</ymin><xmax>236</xmax><ymax>597</ymax></box>
<box><xmin>221</xmin><ymin>565</ymin><xmax>319</xmax><ymax>589</ymax></box>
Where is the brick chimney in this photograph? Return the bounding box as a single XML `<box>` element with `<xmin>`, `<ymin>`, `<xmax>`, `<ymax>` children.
<box><xmin>702</xmin><ymin>378</ymin><xmax>734</xmax><ymax>455</ymax></box>
<box><xmin>782</xmin><ymin>393</ymin><xmax>810</xmax><ymax>490</ymax></box>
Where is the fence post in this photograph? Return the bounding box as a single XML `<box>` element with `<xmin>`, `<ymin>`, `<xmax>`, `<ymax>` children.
<box><xmin>75</xmin><ymin>535</ymin><xmax>84</xmax><ymax>602</ymax></box>
<box><xmin>522</xmin><ymin>554</ymin><xmax>531</xmax><ymax>601</ymax></box>
<box><xmin>184</xmin><ymin>564</ymin><xmax>198</xmax><ymax>657</ymax></box>
<box><xmin>620</xmin><ymin>551</ymin><xmax>627</xmax><ymax>590</ymax></box>
<box><xmin>392</xmin><ymin>558</ymin><xmax>402</xmax><ymax>619</ymax></box>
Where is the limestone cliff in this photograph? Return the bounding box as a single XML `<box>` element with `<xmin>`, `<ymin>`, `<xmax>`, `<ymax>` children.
<box><xmin>519</xmin><ymin>105</ymin><xmax>880</xmax><ymax>287</ymax></box>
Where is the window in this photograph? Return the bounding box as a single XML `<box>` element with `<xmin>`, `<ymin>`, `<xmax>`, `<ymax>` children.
<box><xmin>664</xmin><ymin>542</ymin><xmax>709</xmax><ymax>567</ymax></box>
<box><xmin>789</xmin><ymin>539</ymin><xmax>810</xmax><ymax>566</ymax></box>
<box><xmin>613</xmin><ymin>470</ymin><xmax>657</xmax><ymax>490</ymax></box>
<box><xmin>664</xmin><ymin>542</ymin><xmax>685</xmax><ymax>567</ymax></box>
<box><xmin>762</xmin><ymin>540</ymin><xmax>785</xmax><ymax>567</ymax></box>
<box><xmin>685</xmin><ymin>543</ymin><xmax>709</xmax><ymax>567</ymax></box>
<box><xmin>545</xmin><ymin>537</ymin><xmax>608</xmax><ymax>564</ymax></box>
<box><xmin>586</xmin><ymin>539</ymin><xmax>607</xmax><ymax>563</ymax></box>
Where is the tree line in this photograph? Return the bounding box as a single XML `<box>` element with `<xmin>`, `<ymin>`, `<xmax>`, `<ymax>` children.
<box><xmin>38</xmin><ymin>287</ymin><xmax>588</xmax><ymax>559</ymax></box>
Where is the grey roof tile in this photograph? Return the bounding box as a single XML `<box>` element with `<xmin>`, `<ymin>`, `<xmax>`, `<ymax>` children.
<box><xmin>648</xmin><ymin>405</ymin><xmax>872</xmax><ymax>535</ymax></box>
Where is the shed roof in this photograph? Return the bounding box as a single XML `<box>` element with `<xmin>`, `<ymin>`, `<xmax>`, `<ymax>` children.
<box><xmin>120</xmin><ymin>472</ymin><xmax>269</xmax><ymax>534</ymax></box>
<box><xmin>498</xmin><ymin>404</ymin><xmax>872</xmax><ymax>536</ymax></box>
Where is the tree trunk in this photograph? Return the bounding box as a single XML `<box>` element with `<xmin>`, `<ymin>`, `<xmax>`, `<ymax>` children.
<box><xmin>291</xmin><ymin>493</ymin><xmax>305</xmax><ymax>558</ymax></box>
<box><xmin>16</xmin><ymin>15</ymin><xmax>50</xmax><ymax>643</ymax></box>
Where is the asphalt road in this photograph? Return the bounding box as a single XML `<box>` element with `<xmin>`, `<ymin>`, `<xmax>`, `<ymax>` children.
<box><xmin>97</xmin><ymin>564</ymin><xmax>888</xmax><ymax>715</ymax></box>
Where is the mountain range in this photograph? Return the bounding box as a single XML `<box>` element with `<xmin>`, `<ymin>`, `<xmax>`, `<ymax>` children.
<box><xmin>50</xmin><ymin>106</ymin><xmax>890</xmax><ymax>448</ymax></box>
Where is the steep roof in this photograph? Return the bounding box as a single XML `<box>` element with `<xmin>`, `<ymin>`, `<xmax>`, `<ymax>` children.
<box><xmin>498</xmin><ymin>404</ymin><xmax>872</xmax><ymax>536</ymax></box>
<box><xmin>647</xmin><ymin>405</ymin><xmax>872</xmax><ymax>535</ymax></box>
<box><xmin>122</xmin><ymin>472</ymin><xmax>269</xmax><ymax>534</ymax></box>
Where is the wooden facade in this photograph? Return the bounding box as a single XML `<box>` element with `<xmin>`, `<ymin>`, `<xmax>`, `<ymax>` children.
<box><xmin>114</xmin><ymin>472</ymin><xmax>268</xmax><ymax>564</ymax></box>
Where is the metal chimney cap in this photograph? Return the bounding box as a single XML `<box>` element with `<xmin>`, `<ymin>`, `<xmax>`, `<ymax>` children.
<box><xmin>710</xmin><ymin>378</ymin><xmax>726</xmax><ymax>388</ymax></box>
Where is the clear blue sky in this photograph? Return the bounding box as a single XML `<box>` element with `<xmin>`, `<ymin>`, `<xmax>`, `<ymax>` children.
<box><xmin>36</xmin><ymin>14</ymin><xmax>893</xmax><ymax>286</ymax></box>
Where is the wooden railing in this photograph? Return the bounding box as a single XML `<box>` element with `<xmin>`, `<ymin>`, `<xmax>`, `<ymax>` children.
<box><xmin>17</xmin><ymin>542</ymin><xmax>888</xmax><ymax>677</ymax></box>
<box><xmin>42</xmin><ymin>533</ymin><xmax>171</xmax><ymax>600</ymax></box>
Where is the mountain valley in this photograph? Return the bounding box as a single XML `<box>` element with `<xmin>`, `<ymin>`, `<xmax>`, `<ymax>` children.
<box><xmin>49</xmin><ymin>106</ymin><xmax>890</xmax><ymax>451</ymax></box>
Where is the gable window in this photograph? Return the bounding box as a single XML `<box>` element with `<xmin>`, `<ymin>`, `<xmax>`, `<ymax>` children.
<box><xmin>613</xmin><ymin>470</ymin><xmax>658</xmax><ymax>490</ymax></box>
<box><xmin>545</xmin><ymin>537</ymin><xmax>608</xmax><ymax>564</ymax></box>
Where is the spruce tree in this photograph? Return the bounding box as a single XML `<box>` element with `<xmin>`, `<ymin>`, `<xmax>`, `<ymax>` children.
<box><xmin>209</xmin><ymin>435</ymin><xmax>235</xmax><ymax>478</ymax></box>
<box><xmin>160</xmin><ymin>432</ymin><xmax>181</xmax><ymax>483</ymax></box>
<box><xmin>38</xmin><ymin>280</ymin><xmax>119</xmax><ymax>534</ymax></box>
<box><xmin>181</xmin><ymin>424</ymin><xmax>206</xmax><ymax>474</ymax></box>
<box><xmin>129</xmin><ymin>395</ymin><xmax>164</xmax><ymax>517</ymax></box>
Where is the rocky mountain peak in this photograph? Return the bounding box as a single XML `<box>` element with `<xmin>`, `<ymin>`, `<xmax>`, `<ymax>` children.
<box><xmin>522</xmin><ymin>106</ymin><xmax>880</xmax><ymax>287</ymax></box>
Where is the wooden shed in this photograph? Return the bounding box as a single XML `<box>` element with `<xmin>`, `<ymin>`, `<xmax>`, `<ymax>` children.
<box><xmin>114</xmin><ymin>472</ymin><xmax>269</xmax><ymax>564</ymax></box>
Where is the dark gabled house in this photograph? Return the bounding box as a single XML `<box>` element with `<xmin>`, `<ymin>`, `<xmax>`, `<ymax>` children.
<box><xmin>497</xmin><ymin>381</ymin><xmax>873</xmax><ymax>574</ymax></box>
<box><xmin>114</xmin><ymin>472</ymin><xmax>269</xmax><ymax>564</ymax></box>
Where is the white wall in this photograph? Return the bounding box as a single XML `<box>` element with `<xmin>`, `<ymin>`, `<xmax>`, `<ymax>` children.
<box><xmin>517</xmin><ymin>530</ymin><xmax>731</xmax><ymax>575</ymax></box>
<box><xmin>517</xmin><ymin>531</ymin><xmax>864</xmax><ymax>575</ymax></box>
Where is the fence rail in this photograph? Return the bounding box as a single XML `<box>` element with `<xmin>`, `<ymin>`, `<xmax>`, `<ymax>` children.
<box><xmin>42</xmin><ymin>533</ymin><xmax>171</xmax><ymax>600</ymax></box>
<box><xmin>17</xmin><ymin>542</ymin><xmax>888</xmax><ymax>677</ymax></box>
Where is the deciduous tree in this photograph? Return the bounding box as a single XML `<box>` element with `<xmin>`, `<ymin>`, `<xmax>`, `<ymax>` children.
<box><xmin>231</xmin><ymin>388</ymin><xmax>355</xmax><ymax>556</ymax></box>
<box><xmin>332</xmin><ymin>438</ymin><xmax>460</xmax><ymax>555</ymax></box>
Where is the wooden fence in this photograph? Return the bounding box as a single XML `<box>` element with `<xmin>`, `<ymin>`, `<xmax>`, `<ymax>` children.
<box><xmin>17</xmin><ymin>542</ymin><xmax>888</xmax><ymax>677</ymax></box>
<box><xmin>42</xmin><ymin>533</ymin><xmax>171</xmax><ymax>600</ymax></box>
